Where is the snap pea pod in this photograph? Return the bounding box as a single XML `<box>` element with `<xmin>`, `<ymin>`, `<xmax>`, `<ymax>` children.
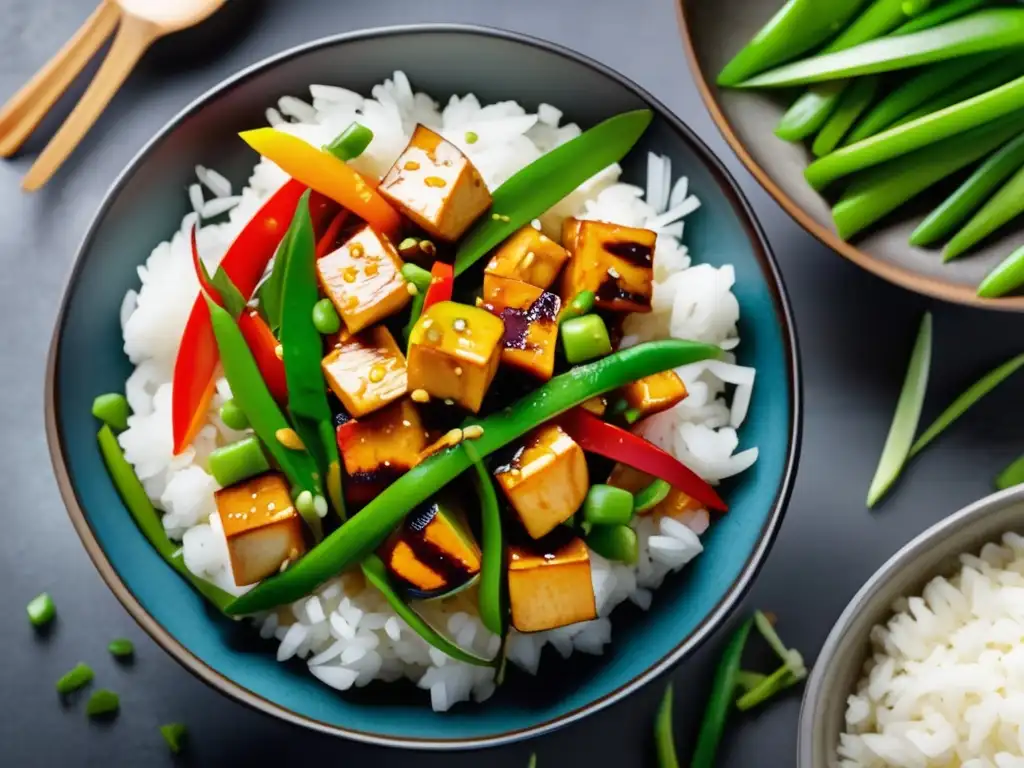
<box><xmin>978</xmin><ymin>243</ymin><xmax>1024</xmax><ymax>298</ymax></box>
<box><xmin>812</xmin><ymin>76</ymin><xmax>879</xmax><ymax>157</ymax></box>
<box><xmin>634</xmin><ymin>478</ymin><xmax>671</xmax><ymax>512</ymax></box>
<box><xmin>454</xmin><ymin>110</ymin><xmax>652</xmax><ymax>276</ymax></box>
<box><xmin>401</xmin><ymin>263</ymin><xmax>431</xmax><ymax>342</ymax></box>
<box><xmin>717</xmin><ymin>0</ymin><xmax>868</xmax><ymax>87</ymax></box>
<box><xmin>741</xmin><ymin>9</ymin><xmax>1024</xmax><ymax>88</ymax></box>
<box><xmin>944</xmin><ymin>163</ymin><xmax>1024</xmax><ymax>261</ymax></box>
<box><xmin>97</xmin><ymin>426</ymin><xmax>235</xmax><ymax>611</ymax></box>
<box><xmin>832</xmin><ymin>112</ymin><xmax>1024</xmax><ymax>239</ymax></box>
<box><xmin>690</xmin><ymin>617</ymin><xmax>755</xmax><ymax>768</ymax></box>
<box><xmin>807</xmin><ymin>73</ymin><xmax>1024</xmax><ymax>191</ymax></box>
<box><xmin>205</xmin><ymin>296</ymin><xmax>323</xmax><ymax>539</ymax></box>
<box><xmin>892</xmin><ymin>0</ymin><xmax>989</xmax><ymax>36</ymax></box>
<box><xmin>655</xmin><ymin>684</ymin><xmax>680</xmax><ymax>768</ymax></box>
<box><xmin>911</xmin><ymin>131</ymin><xmax>1024</xmax><ymax>247</ymax></box>
<box><xmin>846</xmin><ymin>52</ymin><xmax>1004</xmax><ymax>145</ymax></box>
<box><xmin>226</xmin><ymin>339</ymin><xmax>722</xmax><ymax>616</ymax></box>
<box><xmin>465</xmin><ymin>443</ymin><xmax>506</xmax><ymax>637</ymax></box>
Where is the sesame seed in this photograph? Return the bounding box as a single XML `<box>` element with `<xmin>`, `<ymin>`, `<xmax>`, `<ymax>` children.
<box><xmin>523</xmin><ymin>251</ymin><xmax>535</xmax><ymax>268</ymax></box>
<box><xmin>607</xmin><ymin>267</ymin><xmax>620</xmax><ymax>279</ymax></box>
<box><xmin>510</xmin><ymin>468</ymin><xmax>521</xmax><ymax>477</ymax></box>
<box><xmin>368</xmin><ymin>365</ymin><xmax>386</xmax><ymax>383</ymax></box>
<box><xmin>422</xmin><ymin>318</ymin><xmax>434</xmax><ymax>329</ymax></box>
<box><xmin>275</xmin><ymin>428</ymin><xmax>305</xmax><ymax>451</ymax></box>
<box><xmin>453</xmin><ymin>318</ymin><xmax>467</xmax><ymax>332</ymax></box>
<box><xmin>444</xmin><ymin>428</ymin><xmax>464</xmax><ymax>445</ymax></box>
<box><xmin>444</xmin><ymin>398</ymin><xmax>455</xmax><ymax>406</ymax></box>
<box><xmin>279</xmin><ymin>559</ymin><xmax>291</xmax><ymax>573</ymax></box>
<box><xmin>403</xmin><ymin>160</ymin><xmax>420</xmax><ymax>171</ymax></box>
<box><xmin>350</xmin><ymin>243</ymin><xmax>365</xmax><ymax>258</ymax></box>
<box><xmin>267</xmin><ymin>502</ymin><xmax>276</xmax><ymax>511</ymax></box>
<box><xmin>424</xmin><ymin>176</ymin><xmax>447</xmax><ymax>188</ymax></box>
<box><xmin>463</xmin><ymin>425</ymin><xmax>484</xmax><ymax>440</ymax></box>
<box><xmin>274</xmin><ymin>344</ymin><xmax>284</xmax><ymax>360</ymax></box>
<box><xmin>454</xmin><ymin>367</ymin><xmax>463</xmax><ymax>376</ymax></box>
<box><xmin>402</xmin><ymin>419</ymin><xmax>412</xmax><ymax>427</ymax></box>
<box><xmin>406</xmin><ymin>282</ymin><xmax>419</xmax><ymax>296</ymax></box>
<box><xmin>411</xmin><ymin>389</ymin><xmax>430</xmax><ymax>403</ymax></box>
<box><xmin>491</xmin><ymin>213</ymin><xmax>502</xmax><ymax>221</ymax></box>
<box><xmin>343</xmin><ymin>266</ymin><xmax>358</xmax><ymax>283</ymax></box>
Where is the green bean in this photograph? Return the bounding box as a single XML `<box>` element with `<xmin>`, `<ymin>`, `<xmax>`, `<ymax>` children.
<box><xmin>690</xmin><ymin>617</ymin><xmax>754</xmax><ymax>768</ymax></box>
<box><xmin>227</xmin><ymin>339</ymin><xmax>722</xmax><ymax>615</ymax></box>
<box><xmin>107</xmin><ymin>638</ymin><xmax>134</xmax><ymax>658</ymax></box>
<box><xmin>561</xmin><ymin>315</ymin><xmax>612</xmax><ymax>363</ymax></box>
<box><xmin>891</xmin><ymin>0</ymin><xmax>989</xmax><ymax>36</ymax></box>
<box><xmin>633</xmin><ymin>478</ymin><xmax>671</xmax><ymax>512</ymax></box>
<box><xmin>219</xmin><ymin>398</ymin><xmax>249</xmax><ymax>431</ymax></box>
<box><xmin>585</xmin><ymin>524</ymin><xmax>638</xmax><ymax>564</ymax></box>
<box><xmin>832</xmin><ymin>113</ymin><xmax>1024</xmax><ymax>239</ymax></box>
<box><xmin>323</xmin><ymin>121</ymin><xmax>374</xmax><ymax>161</ymax></box>
<box><xmin>465</xmin><ymin>442</ymin><xmax>506</xmax><ymax>637</ymax></box>
<box><xmin>91</xmin><ymin>393</ymin><xmax>129</xmax><ymax>432</ymax></box>
<box><xmin>996</xmin><ymin>454</ymin><xmax>1024</xmax><ymax>490</ymax></box>
<box><xmin>27</xmin><ymin>593</ymin><xmax>55</xmax><ymax>627</ymax></box>
<box><xmin>56</xmin><ymin>663</ymin><xmax>94</xmax><ymax>695</ymax></box>
<box><xmin>207</xmin><ymin>436</ymin><xmax>270</xmax><ymax>487</ymax></box>
<box><xmin>911</xmin><ymin>133</ymin><xmax>1024</xmax><ymax>247</ymax></box>
<box><xmin>945</xmin><ymin>164</ymin><xmax>1024</xmax><ymax>261</ymax></box>
<box><xmin>401</xmin><ymin>263</ymin><xmax>432</xmax><ymax>342</ymax></box>
<box><xmin>582</xmin><ymin>485</ymin><xmax>634</xmax><ymax>526</ymax></box>
<box><xmin>775</xmin><ymin>83</ymin><xmax>847</xmax><ymax>142</ymax></box>
<box><xmin>717</xmin><ymin>0</ymin><xmax>869</xmax><ymax>87</ymax></box>
<box><xmin>557</xmin><ymin>290</ymin><xmax>596</xmax><ymax>325</ymax></box>
<box><xmin>85</xmin><ymin>689</ymin><xmax>120</xmax><ymax>717</ymax></box>
<box><xmin>978</xmin><ymin>243</ymin><xmax>1024</xmax><ymax>298</ymax></box>
<box><xmin>812</xmin><ymin>76</ymin><xmax>879</xmax><ymax>157</ymax></box>
<box><xmin>655</xmin><ymin>684</ymin><xmax>680</xmax><ymax>768</ymax></box>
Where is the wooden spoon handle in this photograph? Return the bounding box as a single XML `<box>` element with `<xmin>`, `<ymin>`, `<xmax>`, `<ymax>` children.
<box><xmin>22</xmin><ymin>15</ymin><xmax>160</xmax><ymax>191</ymax></box>
<box><xmin>0</xmin><ymin>1</ymin><xmax>121</xmax><ymax>158</ymax></box>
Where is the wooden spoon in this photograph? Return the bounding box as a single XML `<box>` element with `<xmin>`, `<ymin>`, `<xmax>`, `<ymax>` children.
<box><xmin>21</xmin><ymin>0</ymin><xmax>227</xmax><ymax>191</ymax></box>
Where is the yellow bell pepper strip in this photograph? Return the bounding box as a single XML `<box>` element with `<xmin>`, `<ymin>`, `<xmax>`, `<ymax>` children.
<box><xmin>226</xmin><ymin>338</ymin><xmax>722</xmax><ymax>616</ymax></box>
<box><xmin>239</xmin><ymin>128</ymin><xmax>401</xmax><ymax>237</ymax></box>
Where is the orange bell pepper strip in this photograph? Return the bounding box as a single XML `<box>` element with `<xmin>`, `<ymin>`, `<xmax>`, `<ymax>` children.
<box><xmin>421</xmin><ymin>262</ymin><xmax>454</xmax><ymax>312</ymax></box>
<box><xmin>239</xmin><ymin>128</ymin><xmax>401</xmax><ymax>237</ymax></box>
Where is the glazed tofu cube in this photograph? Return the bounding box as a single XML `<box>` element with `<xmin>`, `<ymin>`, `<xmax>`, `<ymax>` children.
<box><xmin>619</xmin><ymin>371</ymin><xmax>688</xmax><ymax>421</ymax></box>
<box><xmin>495</xmin><ymin>424</ymin><xmax>589</xmax><ymax>539</ymax></box>
<box><xmin>407</xmin><ymin>301</ymin><xmax>504</xmax><ymax>412</ymax></box>
<box><xmin>483</xmin><ymin>226</ymin><xmax>569</xmax><ymax>291</ymax></box>
<box><xmin>508</xmin><ymin>536</ymin><xmax>596</xmax><ymax>632</ymax></box>
<box><xmin>216</xmin><ymin>473</ymin><xmax>307</xmax><ymax>586</ymax></box>
<box><xmin>482</xmin><ymin>275</ymin><xmax>561</xmax><ymax>380</ymax></box>
<box><xmin>580</xmin><ymin>396</ymin><xmax>608</xmax><ymax>417</ymax></box>
<box><xmin>317</xmin><ymin>225</ymin><xmax>410</xmax><ymax>334</ymax></box>
<box><xmin>561</xmin><ymin>216</ymin><xmax>583</xmax><ymax>252</ymax></box>
<box><xmin>335</xmin><ymin>399</ymin><xmax>428</xmax><ymax>504</ymax></box>
<box><xmin>382</xmin><ymin>501</ymin><xmax>481</xmax><ymax>597</ymax></box>
<box><xmin>322</xmin><ymin>326</ymin><xmax>407</xmax><ymax>417</ymax></box>
<box><xmin>607</xmin><ymin>464</ymin><xmax>702</xmax><ymax>519</ymax></box>
<box><xmin>378</xmin><ymin>125</ymin><xmax>492</xmax><ymax>242</ymax></box>
<box><xmin>560</xmin><ymin>219</ymin><xmax>655</xmax><ymax>313</ymax></box>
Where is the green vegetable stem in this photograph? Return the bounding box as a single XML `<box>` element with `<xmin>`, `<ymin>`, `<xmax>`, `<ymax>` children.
<box><xmin>978</xmin><ymin>243</ymin><xmax>1024</xmax><ymax>298</ymax></box>
<box><xmin>207</xmin><ymin>436</ymin><xmax>270</xmax><ymax>488</ymax></box>
<box><xmin>466</xmin><ymin>442</ymin><xmax>507</xmax><ymax>638</ymax></box>
<box><xmin>944</xmin><ymin>163</ymin><xmax>1024</xmax><ymax>261</ymax></box>
<box><xmin>811</xmin><ymin>75</ymin><xmax>879</xmax><ymax>157</ymax></box>
<box><xmin>91</xmin><ymin>393</ymin><xmax>130</xmax><ymax>432</ymax></box>
<box><xmin>996</xmin><ymin>455</ymin><xmax>1024</xmax><ymax>490</ymax></box>
<box><xmin>655</xmin><ymin>684</ymin><xmax>680</xmax><ymax>768</ymax></box>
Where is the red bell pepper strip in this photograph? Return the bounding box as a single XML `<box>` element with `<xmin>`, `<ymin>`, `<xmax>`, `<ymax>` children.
<box><xmin>421</xmin><ymin>262</ymin><xmax>454</xmax><ymax>312</ymax></box>
<box><xmin>315</xmin><ymin>209</ymin><xmax>350</xmax><ymax>259</ymax></box>
<box><xmin>558</xmin><ymin>407</ymin><xmax>727</xmax><ymax>512</ymax></box>
<box><xmin>238</xmin><ymin>310</ymin><xmax>288</xmax><ymax>402</ymax></box>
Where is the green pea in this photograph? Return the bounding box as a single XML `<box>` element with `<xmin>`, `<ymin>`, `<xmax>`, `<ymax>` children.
<box><xmin>582</xmin><ymin>484</ymin><xmax>634</xmax><ymax>526</ymax></box>
<box><xmin>208</xmin><ymin>437</ymin><xmax>270</xmax><ymax>487</ymax></box>
<box><xmin>586</xmin><ymin>523</ymin><xmax>638</xmax><ymax>564</ymax></box>
<box><xmin>312</xmin><ymin>298</ymin><xmax>341</xmax><ymax>335</ymax></box>
<box><xmin>92</xmin><ymin>393</ymin><xmax>130</xmax><ymax>432</ymax></box>
<box><xmin>219</xmin><ymin>398</ymin><xmax>249</xmax><ymax>431</ymax></box>
<box><xmin>561</xmin><ymin>314</ymin><xmax>612</xmax><ymax>364</ymax></box>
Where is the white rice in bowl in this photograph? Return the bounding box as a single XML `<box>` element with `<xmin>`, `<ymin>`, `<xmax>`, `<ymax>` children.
<box><xmin>117</xmin><ymin>72</ymin><xmax>758</xmax><ymax>711</ymax></box>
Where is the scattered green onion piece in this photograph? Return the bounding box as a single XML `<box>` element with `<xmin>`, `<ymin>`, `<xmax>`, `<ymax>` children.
<box><xmin>557</xmin><ymin>290</ymin><xmax>596</xmax><ymax>325</ymax></box>
<box><xmin>691</xmin><ymin>617</ymin><xmax>754</xmax><ymax>768</ymax></box>
<box><xmin>735</xmin><ymin>662</ymin><xmax>805</xmax><ymax>711</ymax></box>
<box><xmin>56</xmin><ymin>663</ymin><xmax>94</xmax><ymax>695</ymax></box>
<box><xmin>892</xmin><ymin>0</ymin><xmax>988</xmax><ymax>36</ymax></box>
<box><xmin>160</xmin><ymin>723</ymin><xmax>188</xmax><ymax>754</ymax></box>
<box><xmin>92</xmin><ymin>393</ymin><xmax>130</xmax><ymax>432</ymax></box>
<box><xmin>978</xmin><ymin>244</ymin><xmax>1024</xmax><ymax>298</ymax></box>
<box><xmin>866</xmin><ymin>313</ymin><xmax>932</xmax><ymax>508</ymax></box>
<box><xmin>219</xmin><ymin>398</ymin><xmax>249</xmax><ymax>431</ymax></box>
<box><xmin>582</xmin><ymin>484</ymin><xmax>634</xmax><ymax>526</ymax></box>
<box><xmin>527</xmin><ymin>754</ymin><xmax>537</xmax><ymax>768</ymax></box>
<box><xmin>585</xmin><ymin>524</ymin><xmax>638</xmax><ymax>564</ymax></box>
<box><xmin>623</xmin><ymin>408</ymin><xmax>642</xmax><ymax>425</ymax></box>
<box><xmin>655</xmin><ymin>684</ymin><xmax>680</xmax><ymax>768</ymax></box>
<box><xmin>311</xmin><ymin>298</ymin><xmax>341</xmax><ymax>335</ymax></box>
<box><xmin>944</xmin><ymin>162</ymin><xmax>1024</xmax><ymax>262</ymax></box>
<box><xmin>27</xmin><ymin>592</ymin><xmax>55</xmax><ymax>627</ymax></box>
<box><xmin>735</xmin><ymin>670</ymin><xmax>769</xmax><ymax>693</ymax></box>
<box><xmin>108</xmin><ymin>638</ymin><xmax>134</xmax><ymax>658</ymax></box>
<box><xmin>85</xmin><ymin>689</ymin><xmax>120</xmax><ymax>717</ymax></box>
<box><xmin>634</xmin><ymin>478</ymin><xmax>672</xmax><ymax>513</ymax></box>
<box><xmin>997</xmin><ymin>455</ymin><xmax>1024</xmax><ymax>490</ymax></box>
<box><xmin>755</xmin><ymin>610</ymin><xmax>806</xmax><ymax>677</ymax></box>
<box><xmin>561</xmin><ymin>315</ymin><xmax>612</xmax><ymax>364</ymax></box>
<box><xmin>207</xmin><ymin>436</ymin><xmax>271</xmax><ymax>487</ymax></box>
<box><xmin>910</xmin><ymin>352</ymin><xmax>1024</xmax><ymax>458</ymax></box>
<box><xmin>323</xmin><ymin>121</ymin><xmax>373</xmax><ymax>161</ymax></box>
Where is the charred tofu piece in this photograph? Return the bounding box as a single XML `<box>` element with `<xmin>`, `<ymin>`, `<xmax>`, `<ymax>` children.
<box><xmin>483</xmin><ymin>226</ymin><xmax>569</xmax><ymax>292</ymax></box>
<box><xmin>382</xmin><ymin>501</ymin><xmax>481</xmax><ymax>598</ymax></box>
<box><xmin>322</xmin><ymin>326</ymin><xmax>407</xmax><ymax>417</ymax></box>
<box><xmin>607</xmin><ymin>464</ymin><xmax>702</xmax><ymax>518</ymax></box>
<box><xmin>317</xmin><ymin>225</ymin><xmax>410</xmax><ymax>334</ymax></box>
<box><xmin>619</xmin><ymin>371</ymin><xmax>688</xmax><ymax>421</ymax></box>
<box><xmin>560</xmin><ymin>219</ymin><xmax>655</xmax><ymax>313</ymax></box>
<box><xmin>378</xmin><ymin>125</ymin><xmax>492</xmax><ymax>242</ymax></box>
<box><xmin>336</xmin><ymin>399</ymin><xmax>428</xmax><ymax>504</ymax></box>
<box><xmin>495</xmin><ymin>424</ymin><xmax>589</xmax><ymax>539</ymax></box>
<box><xmin>482</xmin><ymin>275</ymin><xmax>561</xmax><ymax>380</ymax></box>
<box><xmin>407</xmin><ymin>301</ymin><xmax>504</xmax><ymax>412</ymax></box>
<box><xmin>216</xmin><ymin>473</ymin><xmax>307</xmax><ymax>586</ymax></box>
<box><xmin>508</xmin><ymin>535</ymin><xmax>596</xmax><ymax>632</ymax></box>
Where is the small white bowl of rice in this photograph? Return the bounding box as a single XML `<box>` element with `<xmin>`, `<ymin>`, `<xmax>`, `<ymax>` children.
<box><xmin>800</xmin><ymin>484</ymin><xmax>1024</xmax><ymax>768</ymax></box>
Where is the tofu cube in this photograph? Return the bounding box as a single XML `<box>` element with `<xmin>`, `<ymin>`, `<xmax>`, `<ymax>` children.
<box><xmin>483</xmin><ymin>226</ymin><xmax>569</xmax><ymax>291</ymax></box>
<box><xmin>335</xmin><ymin>399</ymin><xmax>428</xmax><ymax>504</ymax></box>
<box><xmin>607</xmin><ymin>463</ymin><xmax>702</xmax><ymax>519</ymax></box>
<box><xmin>383</xmin><ymin>501</ymin><xmax>481</xmax><ymax>596</ymax></box>
<box><xmin>216</xmin><ymin>473</ymin><xmax>307</xmax><ymax>586</ymax></box>
<box><xmin>560</xmin><ymin>218</ymin><xmax>655</xmax><ymax>313</ymax></box>
<box><xmin>619</xmin><ymin>371</ymin><xmax>688</xmax><ymax>421</ymax></box>
<box><xmin>495</xmin><ymin>424</ymin><xmax>589</xmax><ymax>539</ymax></box>
<box><xmin>482</xmin><ymin>275</ymin><xmax>561</xmax><ymax>380</ymax></box>
<box><xmin>322</xmin><ymin>326</ymin><xmax>408</xmax><ymax>417</ymax></box>
<box><xmin>508</xmin><ymin>536</ymin><xmax>596</xmax><ymax>632</ymax></box>
<box><xmin>580</xmin><ymin>396</ymin><xmax>608</xmax><ymax>417</ymax></box>
<box><xmin>378</xmin><ymin>125</ymin><xmax>492</xmax><ymax>242</ymax></box>
<box><xmin>407</xmin><ymin>301</ymin><xmax>504</xmax><ymax>412</ymax></box>
<box><xmin>317</xmin><ymin>225</ymin><xmax>410</xmax><ymax>334</ymax></box>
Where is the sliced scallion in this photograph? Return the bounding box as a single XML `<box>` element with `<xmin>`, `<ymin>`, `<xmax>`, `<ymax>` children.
<box><xmin>655</xmin><ymin>684</ymin><xmax>680</xmax><ymax>768</ymax></box>
<box><xmin>997</xmin><ymin>455</ymin><xmax>1024</xmax><ymax>490</ymax></box>
<box><xmin>27</xmin><ymin>592</ymin><xmax>55</xmax><ymax>627</ymax></box>
<box><xmin>160</xmin><ymin>723</ymin><xmax>188</xmax><ymax>754</ymax></box>
<box><xmin>108</xmin><ymin>638</ymin><xmax>134</xmax><ymax>658</ymax></box>
<box><xmin>92</xmin><ymin>393</ymin><xmax>130</xmax><ymax>432</ymax></box>
<box><xmin>85</xmin><ymin>689</ymin><xmax>120</xmax><ymax>717</ymax></box>
<box><xmin>56</xmin><ymin>663</ymin><xmax>94</xmax><ymax>695</ymax></box>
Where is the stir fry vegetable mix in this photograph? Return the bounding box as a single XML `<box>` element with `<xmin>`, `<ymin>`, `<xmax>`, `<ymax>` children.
<box><xmin>722</xmin><ymin>5</ymin><xmax>1024</xmax><ymax>296</ymax></box>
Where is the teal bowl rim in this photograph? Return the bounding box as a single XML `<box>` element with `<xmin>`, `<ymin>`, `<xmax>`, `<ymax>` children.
<box><xmin>44</xmin><ymin>23</ymin><xmax>802</xmax><ymax>749</ymax></box>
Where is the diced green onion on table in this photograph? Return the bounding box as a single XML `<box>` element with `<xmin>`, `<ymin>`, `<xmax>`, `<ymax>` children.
<box><xmin>85</xmin><ymin>689</ymin><xmax>120</xmax><ymax>717</ymax></box>
<box><xmin>108</xmin><ymin>638</ymin><xmax>134</xmax><ymax>659</ymax></box>
<box><xmin>56</xmin><ymin>663</ymin><xmax>94</xmax><ymax>695</ymax></box>
<box><xmin>160</xmin><ymin>723</ymin><xmax>188</xmax><ymax>754</ymax></box>
<box><xmin>27</xmin><ymin>592</ymin><xmax>55</xmax><ymax>627</ymax></box>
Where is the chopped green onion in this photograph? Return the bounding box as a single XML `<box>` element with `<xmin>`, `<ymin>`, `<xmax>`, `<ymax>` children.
<box><xmin>561</xmin><ymin>315</ymin><xmax>612</xmax><ymax>364</ymax></box>
<box><xmin>754</xmin><ymin>610</ymin><xmax>805</xmax><ymax>678</ymax></box>
<box><xmin>85</xmin><ymin>689</ymin><xmax>120</xmax><ymax>717</ymax></box>
<box><xmin>526</xmin><ymin>754</ymin><xmax>537</xmax><ymax>768</ymax></box>
<box><xmin>978</xmin><ymin>244</ymin><xmax>1024</xmax><ymax>299</ymax></box>
<box><xmin>311</xmin><ymin>298</ymin><xmax>341</xmax><ymax>335</ymax></box>
<box><xmin>655</xmin><ymin>684</ymin><xmax>680</xmax><ymax>768</ymax></box>
<box><xmin>910</xmin><ymin>352</ymin><xmax>1024</xmax><ymax>458</ymax></box>
<box><xmin>867</xmin><ymin>313</ymin><xmax>932</xmax><ymax>508</ymax></box>
<box><xmin>56</xmin><ymin>663</ymin><xmax>94</xmax><ymax>695</ymax></box>
<box><xmin>160</xmin><ymin>723</ymin><xmax>188</xmax><ymax>754</ymax></box>
<box><xmin>219</xmin><ymin>398</ymin><xmax>249</xmax><ymax>431</ymax></box>
<box><xmin>624</xmin><ymin>408</ymin><xmax>641</xmax><ymax>425</ymax></box>
<box><xmin>108</xmin><ymin>638</ymin><xmax>134</xmax><ymax>658</ymax></box>
<box><xmin>582</xmin><ymin>484</ymin><xmax>634</xmax><ymax>526</ymax></box>
<box><xmin>207</xmin><ymin>436</ymin><xmax>271</xmax><ymax>488</ymax></box>
<box><xmin>323</xmin><ymin>121</ymin><xmax>373</xmax><ymax>161</ymax></box>
<box><xmin>997</xmin><ymin>455</ymin><xmax>1024</xmax><ymax>490</ymax></box>
<box><xmin>735</xmin><ymin>670</ymin><xmax>769</xmax><ymax>693</ymax></box>
<box><xmin>27</xmin><ymin>592</ymin><xmax>55</xmax><ymax>627</ymax></box>
<box><xmin>735</xmin><ymin>662</ymin><xmax>805</xmax><ymax>711</ymax></box>
<box><xmin>585</xmin><ymin>523</ymin><xmax>638</xmax><ymax>564</ymax></box>
<box><xmin>634</xmin><ymin>478</ymin><xmax>671</xmax><ymax>513</ymax></box>
<box><xmin>296</xmin><ymin>490</ymin><xmax>316</xmax><ymax>519</ymax></box>
<box><xmin>92</xmin><ymin>393</ymin><xmax>129</xmax><ymax>432</ymax></box>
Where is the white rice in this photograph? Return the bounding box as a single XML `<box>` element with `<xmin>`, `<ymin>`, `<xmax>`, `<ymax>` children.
<box><xmin>840</xmin><ymin>533</ymin><xmax>1024</xmax><ymax>767</ymax></box>
<box><xmin>117</xmin><ymin>72</ymin><xmax>757</xmax><ymax>711</ymax></box>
